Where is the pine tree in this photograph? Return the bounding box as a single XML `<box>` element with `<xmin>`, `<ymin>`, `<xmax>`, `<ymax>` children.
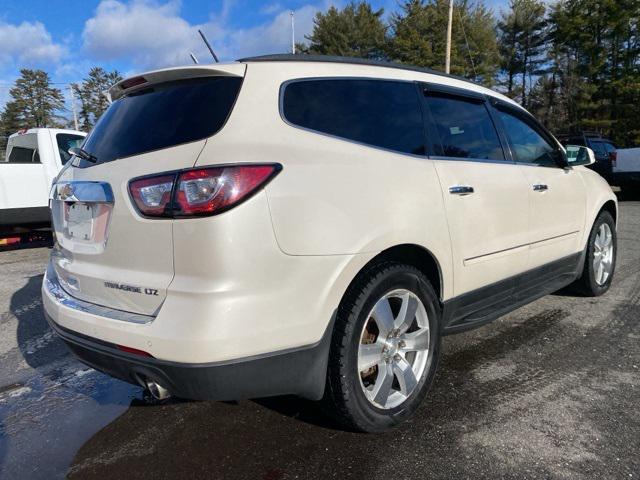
<box><xmin>302</xmin><ymin>2</ymin><xmax>388</xmax><ymax>59</ymax></box>
<box><xmin>389</xmin><ymin>0</ymin><xmax>500</xmax><ymax>86</ymax></box>
<box><xmin>73</xmin><ymin>67</ymin><xmax>122</xmax><ymax>131</ymax></box>
<box><xmin>2</xmin><ymin>69</ymin><xmax>65</xmax><ymax>130</ymax></box>
<box><xmin>497</xmin><ymin>0</ymin><xmax>547</xmax><ymax>106</ymax></box>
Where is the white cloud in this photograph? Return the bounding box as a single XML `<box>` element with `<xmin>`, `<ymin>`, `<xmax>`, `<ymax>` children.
<box><xmin>82</xmin><ymin>0</ymin><xmax>206</xmax><ymax>69</ymax></box>
<box><xmin>0</xmin><ymin>21</ymin><xmax>65</xmax><ymax>67</ymax></box>
<box><xmin>81</xmin><ymin>0</ymin><xmax>327</xmax><ymax>71</ymax></box>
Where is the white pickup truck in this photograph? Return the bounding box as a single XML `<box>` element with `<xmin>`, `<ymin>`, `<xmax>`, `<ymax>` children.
<box><xmin>1</xmin><ymin>128</ymin><xmax>86</xmax><ymax>234</ymax></box>
<box><xmin>614</xmin><ymin>147</ymin><xmax>640</xmax><ymax>193</ymax></box>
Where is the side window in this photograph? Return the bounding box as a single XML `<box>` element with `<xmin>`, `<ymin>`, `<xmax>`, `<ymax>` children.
<box><xmin>497</xmin><ymin>109</ymin><xmax>558</xmax><ymax>166</ymax></box>
<box><xmin>589</xmin><ymin>141</ymin><xmax>607</xmax><ymax>156</ymax></box>
<box><xmin>56</xmin><ymin>133</ymin><xmax>85</xmax><ymax>165</ymax></box>
<box><xmin>282</xmin><ymin>79</ymin><xmax>425</xmax><ymax>155</ymax></box>
<box><xmin>425</xmin><ymin>94</ymin><xmax>504</xmax><ymax>160</ymax></box>
<box><xmin>7</xmin><ymin>146</ymin><xmax>37</xmax><ymax>163</ymax></box>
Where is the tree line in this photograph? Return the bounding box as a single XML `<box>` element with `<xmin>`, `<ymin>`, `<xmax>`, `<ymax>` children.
<box><xmin>300</xmin><ymin>0</ymin><xmax>640</xmax><ymax>147</ymax></box>
<box><xmin>1</xmin><ymin>0</ymin><xmax>638</xmax><ymax>146</ymax></box>
<box><xmin>0</xmin><ymin>67</ymin><xmax>122</xmax><ymax>138</ymax></box>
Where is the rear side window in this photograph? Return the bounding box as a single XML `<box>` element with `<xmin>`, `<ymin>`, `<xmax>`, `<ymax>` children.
<box><xmin>81</xmin><ymin>77</ymin><xmax>243</xmax><ymax>164</ymax></box>
<box><xmin>7</xmin><ymin>146</ymin><xmax>38</xmax><ymax>163</ymax></box>
<box><xmin>426</xmin><ymin>95</ymin><xmax>504</xmax><ymax>160</ymax></box>
<box><xmin>56</xmin><ymin>133</ymin><xmax>85</xmax><ymax>165</ymax></box>
<box><xmin>282</xmin><ymin>79</ymin><xmax>425</xmax><ymax>155</ymax></box>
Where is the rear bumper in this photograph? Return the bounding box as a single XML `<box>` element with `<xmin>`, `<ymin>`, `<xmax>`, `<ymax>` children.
<box><xmin>45</xmin><ymin>310</ymin><xmax>332</xmax><ymax>401</ymax></box>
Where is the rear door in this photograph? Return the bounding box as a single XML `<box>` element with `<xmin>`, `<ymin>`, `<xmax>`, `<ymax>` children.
<box><xmin>422</xmin><ymin>86</ymin><xmax>531</xmax><ymax>296</ymax></box>
<box><xmin>50</xmin><ymin>71</ymin><xmax>244</xmax><ymax>315</ymax></box>
<box><xmin>492</xmin><ymin>104</ymin><xmax>586</xmax><ymax>269</ymax></box>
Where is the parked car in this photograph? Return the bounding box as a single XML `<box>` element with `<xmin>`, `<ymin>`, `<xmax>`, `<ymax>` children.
<box><xmin>613</xmin><ymin>147</ymin><xmax>640</xmax><ymax>194</ymax></box>
<box><xmin>0</xmin><ymin>128</ymin><xmax>86</xmax><ymax>234</ymax></box>
<box><xmin>42</xmin><ymin>55</ymin><xmax>617</xmax><ymax>432</ymax></box>
<box><xmin>557</xmin><ymin>132</ymin><xmax>617</xmax><ymax>182</ymax></box>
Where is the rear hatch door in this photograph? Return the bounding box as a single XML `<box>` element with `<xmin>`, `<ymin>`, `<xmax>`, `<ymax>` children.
<box><xmin>50</xmin><ymin>65</ymin><xmax>244</xmax><ymax>315</ymax></box>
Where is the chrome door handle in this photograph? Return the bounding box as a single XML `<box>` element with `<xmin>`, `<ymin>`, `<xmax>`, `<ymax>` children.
<box><xmin>532</xmin><ymin>184</ymin><xmax>549</xmax><ymax>192</ymax></box>
<box><xmin>449</xmin><ymin>185</ymin><xmax>475</xmax><ymax>196</ymax></box>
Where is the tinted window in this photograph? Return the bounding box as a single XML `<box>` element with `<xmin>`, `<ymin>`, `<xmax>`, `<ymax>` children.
<box><xmin>282</xmin><ymin>79</ymin><xmax>425</xmax><ymax>155</ymax></box>
<box><xmin>497</xmin><ymin>110</ymin><xmax>557</xmax><ymax>166</ymax></box>
<box><xmin>589</xmin><ymin>140</ymin><xmax>608</xmax><ymax>156</ymax></box>
<box><xmin>81</xmin><ymin>77</ymin><xmax>242</xmax><ymax>164</ymax></box>
<box><xmin>56</xmin><ymin>133</ymin><xmax>85</xmax><ymax>165</ymax></box>
<box><xmin>7</xmin><ymin>146</ymin><xmax>37</xmax><ymax>163</ymax></box>
<box><xmin>426</xmin><ymin>95</ymin><xmax>504</xmax><ymax>160</ymax></box>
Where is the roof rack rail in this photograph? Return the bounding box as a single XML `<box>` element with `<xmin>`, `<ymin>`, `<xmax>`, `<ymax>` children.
<box><xmin>237</xmin><ymin>53</ymin><xmax>479</xmax><ymax>88</ymax></box>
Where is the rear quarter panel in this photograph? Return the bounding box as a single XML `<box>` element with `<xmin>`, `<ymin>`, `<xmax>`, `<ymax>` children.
<box><xmin>195</xmin><ymin>62</ymin><xmax>454</xmax><ymax>300</ymax></box>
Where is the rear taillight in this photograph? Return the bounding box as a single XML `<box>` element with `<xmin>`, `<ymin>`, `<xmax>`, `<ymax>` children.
<box><xmin>610</xmin><ymin>151</ymin><xmax>617</xmax><ymax>168</ymax></box>
<box><xmin>128</xmin><ymin>164</ymin><xmax>281</xmax><ymax>218</ymax></box>
<box><xmin>129</xmin><ymin>174</ymin><xmax>175</xmax><ymax>217</ymax></box>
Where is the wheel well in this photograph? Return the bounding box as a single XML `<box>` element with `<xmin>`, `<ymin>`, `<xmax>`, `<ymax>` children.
<box><xmin>365</xmin><ymin>244</ymin><xmax>443</xmax><ymax>301</ymax></box>
<box><xmin>600</xmin><ymin>200</ymin><xmax>617</xmax><ymax>225</ymax></box>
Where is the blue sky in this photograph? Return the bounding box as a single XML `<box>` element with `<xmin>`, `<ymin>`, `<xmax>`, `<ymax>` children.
<box><xmin>0</xmin><ymin>0</ymin><xmax>509</xmax><ymax>110</ymax></box>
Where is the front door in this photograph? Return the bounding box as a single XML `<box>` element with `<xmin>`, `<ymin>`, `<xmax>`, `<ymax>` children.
<box><xmin>493</xmin><ymin>106</ymin><xmax>586</xmax><ymax>269</ymax></box>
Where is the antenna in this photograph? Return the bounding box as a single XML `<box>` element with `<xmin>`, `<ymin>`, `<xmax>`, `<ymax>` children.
<box><xmin>190</xmin><ymin>52</ymin><xmax>199</xmax><ymax>64</ymax></box>
<box><xmin>198</xmin><ymin>29</ymin><xmax>219</xmax><ymax>63</ymax></box>
<box><xmin>290</xmin><ymin>11</ymin><xmax>295</xmax><ymax>54</ymax></box>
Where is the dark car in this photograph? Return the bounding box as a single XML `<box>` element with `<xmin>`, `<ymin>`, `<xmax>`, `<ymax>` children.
<box><xmin>557</xmin><ymin>132</ymin><xmax>617</xmax><ymax>182</ymax></box>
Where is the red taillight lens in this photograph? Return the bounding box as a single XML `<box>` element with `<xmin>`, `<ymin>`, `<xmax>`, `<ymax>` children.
<box><xmin>610</xmin><ymin>151</ymin><xmax>617</xmax><ymax>168</ymax></box>
<box><xmin>175</xmin><ymin>165</ymin><xmax>280</xmax><ymax>216</ymax></box>
<box><xmin>129</xmin><ymin>174</ymin><xmax>175</xmax><ymax>217</ymax></box>
<box><xmin>128</xmin><ymin>164</ymin><xmax>280</xmax><ymax>218</ymax></box>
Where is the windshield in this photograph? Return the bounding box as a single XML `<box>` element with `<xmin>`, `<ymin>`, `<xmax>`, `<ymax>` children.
<box><xmin>56</xmin><ymin>134</ymin><xmax>85</xmax><ymax>165</ymax></box>
<box><xmin>80</xmin><ymin>76</ymin><xmax>243</xmax><ymax>165</ymax></box>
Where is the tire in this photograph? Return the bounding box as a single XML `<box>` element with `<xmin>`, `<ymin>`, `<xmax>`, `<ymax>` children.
<box><xmin>572</xmin><ymin>210</ymin><xmax>617</xmax><ymax>296</ymax></box>
<box><xmin>322</xmin><ymin>262</ymin><xmax>441</xmax><ymax>433</ymax></box>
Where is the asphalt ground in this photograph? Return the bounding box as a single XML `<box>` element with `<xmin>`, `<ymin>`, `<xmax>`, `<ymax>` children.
<box><xmin>1</xmin><ymin>192</ymin><xmax>638</xmax><ymax>480</ymax></box>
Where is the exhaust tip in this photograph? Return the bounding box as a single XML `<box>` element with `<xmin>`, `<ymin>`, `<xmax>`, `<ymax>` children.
<box><xmin>144</xmin><ymin>378</ymin><xmax>171</xmax><ymax>400</ymax></box>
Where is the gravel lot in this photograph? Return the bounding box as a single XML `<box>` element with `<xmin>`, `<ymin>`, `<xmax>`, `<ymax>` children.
<box><xmin>1</xmin><ymin>194</ymin><xmax>638</xmax><ymax>480</ymax></box>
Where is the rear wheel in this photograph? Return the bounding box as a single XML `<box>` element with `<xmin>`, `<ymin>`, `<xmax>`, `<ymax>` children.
<box><xmin>322</xmin><ymin>262</ymin><xmax>441</xmax><ymax>432</ymax></box>
<box><xmin>572</xmin><ymin>210</ymin><xmax>616</xmax><ymax>296</ymax></box>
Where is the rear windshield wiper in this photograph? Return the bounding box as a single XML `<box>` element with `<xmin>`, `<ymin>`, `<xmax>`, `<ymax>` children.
<box><xmin>69</xmin><ymin>147</ymin><xmax>98</xmax><ymax>163</ymax></box>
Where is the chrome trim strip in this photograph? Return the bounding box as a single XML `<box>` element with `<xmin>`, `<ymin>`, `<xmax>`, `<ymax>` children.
<box><xmin>44</xmin><ymin>264</ymin><xmax>155</xmax><ymax>325</ymax></box>
<box><xmin>50</xmin><ymin>181</ymin><xmax>114</xmax><ymax>203</ymax></box>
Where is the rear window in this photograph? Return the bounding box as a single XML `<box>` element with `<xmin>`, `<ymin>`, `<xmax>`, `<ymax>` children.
<box><xmin>80</xmin><ymin>76</ymin><xmax>243</xmax><ymax>164</ymax></box>
<box><xmin>282</xmin><ymin>79</ymin><xmax>425</xmax><ymax>155</ymax></box>
<box><xmin>56</xmin><ymin>133</ymin><xmax>85</xmax><ymax>165</ymax></box>
<box><xmin>7</xmin><ymin>146</ymin><xmax>38</xmax><ymax>163</ymax></box>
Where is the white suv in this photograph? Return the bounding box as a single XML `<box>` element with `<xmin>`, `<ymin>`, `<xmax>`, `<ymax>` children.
<box><xmin>43</xmin><ymin>55</ymin><xmax>617</xmax><ymax>432</ymax></box>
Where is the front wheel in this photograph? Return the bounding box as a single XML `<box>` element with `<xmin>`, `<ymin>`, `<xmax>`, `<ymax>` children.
<box><xmin>572</xmin><ymin>210</ymin><xmax>617</xmax><ymax>296</ymax></box>
<box><xmin>322</xmin><ymin>262</ymin><xmax>441</xmax><ymax>432</ymax></box>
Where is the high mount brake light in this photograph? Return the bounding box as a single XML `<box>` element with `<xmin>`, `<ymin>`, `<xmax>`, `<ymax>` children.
<box><xmin>128</xmin><ymin>165</ymin><xmax>281</xmax><ymax>218</ymax></box>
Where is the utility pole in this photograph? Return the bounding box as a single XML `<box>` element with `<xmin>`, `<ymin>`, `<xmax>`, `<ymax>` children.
<box><xmin>445</xmin><ymin>0</ymin><xmax>454</xmax><ymax>74</ymax></box>
<box><xmin>68</xmin><ymin>85</ymin><xmax>79</xmax><ymax>131</ymax></box>
<box><xmin>291</xmin><ymin>11</ymin><xmax>295</xmax><ymax>54</ymax></box>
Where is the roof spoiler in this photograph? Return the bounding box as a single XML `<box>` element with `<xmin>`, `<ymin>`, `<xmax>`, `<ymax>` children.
<box><xmin>109</xmin><ymin>64</ymin><xmax>245</xmax><ymax>101</ymax></box>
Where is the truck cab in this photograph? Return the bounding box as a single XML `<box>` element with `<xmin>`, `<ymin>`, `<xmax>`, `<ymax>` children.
<box><xmin>1</xmin><ymin>128</ymin><xmax>86</xmax><ymax>233</ymax></box>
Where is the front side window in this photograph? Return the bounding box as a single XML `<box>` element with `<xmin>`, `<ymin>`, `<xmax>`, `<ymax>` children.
<box><xmin>282</xmin><ymin>79</ymin><xmax>425</xmax><ymax>155</ymax></box>
<box><xmin>56</xmin><ymin>133</ymin><xmax>85</xmax><ymax>165</ymax></box>
<box><xmin>497</xmin><ymin>110</ymin><xmax>558</xmax><ymax>166</ymax></box>
<box><xmin>426</xmin><ymin>95</ymin><xmax>504</xmax><ymax>160</ymax></box>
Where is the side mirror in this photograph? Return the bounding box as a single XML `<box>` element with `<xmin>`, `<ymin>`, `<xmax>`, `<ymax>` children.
<box><xmin>68</xmin><ymin>147</ymin><xmax>81</xmax><ymax>157</ymax></box>
<box><xmin>565</xmin><ymin>145</ymin><xmax>596</xmax><ymax>167</ymax></box>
